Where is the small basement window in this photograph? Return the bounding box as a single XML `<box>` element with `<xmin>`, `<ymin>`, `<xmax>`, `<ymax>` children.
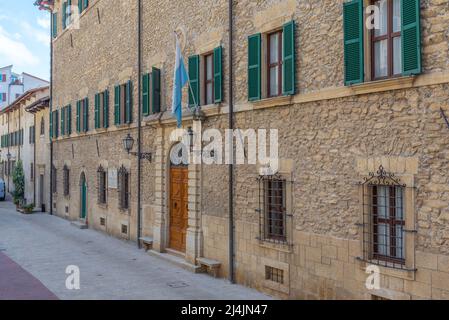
<box><xmin>265</xmin><ymin>266</ymin><xmax>284</xmax><ymax>284</ymax></box>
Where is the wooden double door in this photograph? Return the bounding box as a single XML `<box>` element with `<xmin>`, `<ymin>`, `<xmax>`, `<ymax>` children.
<box><xmin>169</xmin><ymin>166</ymin><xmax>189</xmax><ymax>252</ymax></box>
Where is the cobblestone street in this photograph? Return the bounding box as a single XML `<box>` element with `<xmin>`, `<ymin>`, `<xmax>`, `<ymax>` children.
<box><xmin>0</xmin><ymin>201</ymin><xmax>271</xmax><ymax>300</ymax></box>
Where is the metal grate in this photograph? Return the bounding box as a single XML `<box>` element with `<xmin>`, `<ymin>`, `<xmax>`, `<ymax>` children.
<box><xmin>97</xmin><ymin>166</ymin><xmax>107</xmax><ymax>204</ymax></box>
<box><xmin>358</xmin><ymin>166</ymin><xmax>415</xmax><ymax>271</ymax></box>
<box><xmin>117</xmin><ymin>166</ymin><xmax>129</xmax><ymax>210</ymax></box>
<box><xmin>63</xmin><ymin>165</ymin><xmax>70</xmax><ymax>196</ymax></box>
<box><xmin>257</xmin><ymin>174</ymin><xmax>292</xmax><ymax>245</ymax></box>
<box><xmin>265</xmin><ymin>266</ymin><xmax>284</xmax><ymax>284</ymax></box>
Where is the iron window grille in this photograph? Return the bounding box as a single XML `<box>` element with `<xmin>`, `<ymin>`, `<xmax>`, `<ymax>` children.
<box><xmin>257</xmin><ymin>174</ymin><xmax>292</xmax><ymax>245</ymax></box>
<box><xmin>358</xmin><ymin>165</ymin><xmax>415</xmax><ymax>271</ymax></box>
<box><xmin>265</xmin><ymin>266</ymin><xmax>284</xmax><ymax>284</ymax></box>
<box><xmin>117</xmin><ymin>165</ymin><xmax>129</xmax><ymax>210</ymax></box>
<box><xmin>63</xmin><ymin>165</ymin><xmax>70</xmax><ymax>196</ymax></box>
<box><xmin>97</xmin><ymin>166</ymin><xmax>107</xmax><ymax>204</ymax></box>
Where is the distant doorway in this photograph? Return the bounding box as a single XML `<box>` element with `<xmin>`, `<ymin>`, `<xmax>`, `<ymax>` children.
<box><xmin>39</xmin><ymin>174</ymin><xmax>45</xmax><ymax>212</ymax></box>
<box><xmin>80</xmin><ymin>172</ymin><xmax>87</xmax><ymax>220</ymax></box>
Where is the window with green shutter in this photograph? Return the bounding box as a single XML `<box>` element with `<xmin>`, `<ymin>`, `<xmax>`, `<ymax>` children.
<box><xmin>248</xmin><ymin>33</ymin><xmax>261</xmax><ymax>101</ymax></box>
<box><xmin>62</xmin><ymin>2</ymin><xmax>67</xmax><ymax>30</ymax></box>
<box><xmin>52</xmin><ymin>12</ymin><xmax>58</xmax><ymax>38</ymax></box>
<box><xmin>125</xmin><ymin>81</ymin><xmax>132</xmax><ymax>124</ymax></box>
<box><xmin>343</xmin><ymin>0</ymin><xmax>364</xmax><ymax>85</ymax></box>
<box><xmin>214</xmin><ymin>46</ymin><xmax>222</xmax><ymax>103</ymax></box>
<box><xmin>103</xmin><ymin>90</ymin><xmax>109</xmax><ymax>128</ymax></box>
<box><xmin>76</xmin><ymin>100</ymin><xmax>81</xmax><ymax>133</ymax></box>
<box><xmin>83</xmin><ymin>97</ymin><xmax>89</xmax><ymax>132</ymax></box>
<box><xmin>95</xmin><ymin>93</ymin><xmax>100</xmax><ymax>129</ymax></box>
<box><xmin>283</xmin><ymin>20</ymin><xmax>296</xmax><ymax>95</ymax></box>
<box><xmin>188</xmin><ymin>55</ymin><xmax>200</xmax><ymax>108</ymax></box>
<box><xmin>152</xmin><ymin>67</ymin><xmax>161</xmax><ymax>114</ymax></box>
<box><xmin>142</xmin><ymin>73</ymin><xmax>150</xmax><ymax>116</ymax></box>
<box><xmin>402</xmin><ymin>0</ymin><xmax>421</xmax><ymax>75</ymax></box>
<box><xmin>67</xmin><ymin>105</ymin><xmax>72</xmax><ymax>135</ymax></box>
<box><xmin>114</xmin><ymin>85</ymin><xmax>120</xmax><ymax>125</ymax></box>
<box><xmin>61</xmin><ymin>107</ymin><xmax>66</xmax><ymax>136</ymax></box>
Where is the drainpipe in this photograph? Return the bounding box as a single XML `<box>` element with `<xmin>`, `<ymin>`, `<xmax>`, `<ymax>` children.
<box><xmin>228</xmin><ymin>0</ymin><xmax>235</xmax><ymax>284</ymax></box>
<box><xmin>49</xmin><ymin>12</ymin><xmax>54</xmax><ymax>215</ymax></box>
<box><xmin>33</xmin><ymin>113</ymin><xmax>36</xmax><ymax>205</ymax></box>
<box><xmin>136</xmin><ymin>0</ymin><xmax>142</xmax><ymax>248</ymax></box>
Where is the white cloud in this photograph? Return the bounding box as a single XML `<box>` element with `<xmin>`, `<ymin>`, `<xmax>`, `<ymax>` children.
<box><xmin>20</xmin><ymin>21</ymin><xmax>50</xmax><ymax>47</ymax></box>
<box><xmin>0</xmin><ymin>26</ymin><xmax>40</xmax><ymax>68</ymax></box>
<box><xmin>37</xmin><ymin>17</ymin><xmax>50</xmax><ymax>29</ymax></box>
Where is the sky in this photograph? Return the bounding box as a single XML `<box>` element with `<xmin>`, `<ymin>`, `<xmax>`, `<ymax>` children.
<box><xmin>0</xmin><ymin>0</ymin><xmax>50</xmax><ymax>81</ymax></box>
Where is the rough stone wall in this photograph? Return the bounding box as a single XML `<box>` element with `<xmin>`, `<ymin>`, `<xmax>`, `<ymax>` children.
<box><xmin>50</xmin><ymin>0</ymin><xmax>449</xmax><ymax>299</ymax></box>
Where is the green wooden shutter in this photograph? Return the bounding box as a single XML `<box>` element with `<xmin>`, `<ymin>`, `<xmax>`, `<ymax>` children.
<box><xmin>114</xmin><ymin>85</ymin><xmax>120</xmax><ymax>125</ymax></box>
<box><xmin>104</xmin><ymin>90</ymin><xmax>109</xmax><ymax>128</ymax></box>
<box><xmin>188</xmin><ymin>55</ymin><xmax>200</xmax><ymax>107</ymax></box>
<box><xmin>343</xmin><ymin>0</ymin><xmax>364</xmax><ymax>85</ymax></box>
<box><xmin>214</xmin><ymin>46</ymin><xmax>222</xmax><ymax>103</ymax></box>
<box><xmin>62</xmin><ymin>2</ymin><xmax>67</xmax><ymax>30</ymax></box>
<box><xmin>78</xmin><ymin>0</ymin><xmax>83</xmax><ymax>13</ymax></box>
<box><xmin>83</xmin><ymin>97</ymin><xmax>89</xmax><ymax>132</ymax></box>
<box><xmin>76</xmin><ymin>100</ymin><xmax>81</xmax><ymax>132</ymax></box>
<box><xmin>152</xmin><ymin>67</ymin><xmax>161</xmax><ymax>114</ymax></box>
<box><xmin>248</xmin><ymin>33</ymin><xmax>261</xmax><ymax>101</ymax></box>
<box><xmin>83</xmin><ymin>0</ymin><xmax>89</xmax><ymax>10</ymax></box>
<box><xmin>52</xmin><ymin>12</ymin><xmax>58</xmax><ymax>38</ymax></box>
<box><xmin>50</xmin><ymin>111</ymin><xmax>53</xmax><ymax>138</ymax></box>
<box><xmin>402</xmin><ymin>0</ymin><xmax>421</xmax><ymax>75</ymax></box>
<box><xmin>55</xmin><ymin>110</ymin><xmax>59</xmax><ymax>138</ymax></box>
<box><xmin>61</xmin><ymin>107</ymin><xmax>65</xmax><ymax>136</ymax></box>
<box><xmin>67</xmin><ymin>105</ymin><xmax>72</xmax><ymax>134</ymax></box>
<box><xmin>142</xmin><ymin>73</ymin><xmax>150</xmax><ymax>116</ymax></box>
<box><xmin>95</xmin><ymin>93</ymin><xmax>100</xmax><ymax>129</ymax></box>
<box><xmin>125</xmin><ymin>80</ymin><xmax>132</xmax><ymax>123</ymax></box>
<box><xmin>283</xmin><ymin>20</ymin><xmax>296</xmax><ymax>95</ymax></box>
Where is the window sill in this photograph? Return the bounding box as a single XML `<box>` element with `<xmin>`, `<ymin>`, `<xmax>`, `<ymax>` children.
<box><xmin>95</xmin><ymin>128</ymin><xmax>108</xmax><ymax>133</ymax></box>
<box><xmin>97</xmin><ymin>202</ymin><xmax>108</xmax><ymax>209</ymax></box>
<box><xmin>349</xmin><ymin>76</ymin><xmax>416</xmax><ymax>95</ymax></box>
<box><xmin>356</xmin><ymin>257</ymin><xmax>416</xmax><ymax>281</ymax></box>
<box><xmin>257</xmin><ymin>238</ymin><xmax>293</xmax><ymax>253</ymax></box>
<box><xmin>252</xmin><ymin>95</ymin><xmax>293</xmax><ymax>110</ymax></box>
<box><xmin>119</xmin><ymin>208</ymin><xmax>130</xmax><ymax>215</ymax></box>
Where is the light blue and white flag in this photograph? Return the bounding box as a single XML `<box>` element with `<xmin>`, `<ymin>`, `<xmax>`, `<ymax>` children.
<box><xmin>171</xmin><ymin>35</ymin><xmax>189</xmax><ymax>128</ymax></box>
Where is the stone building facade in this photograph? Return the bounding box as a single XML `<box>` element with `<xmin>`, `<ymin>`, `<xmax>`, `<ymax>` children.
<box><xmin>0</xmin><ymin>86</ymin><xmax>48</xmax><ymax>204</ymax></box>
<box><xmin>48</xmin><ymin>0</ymin><xmax>449</xmax><ymax>299</ymax></box>
<box><xmin>26</xmin><ymin>93</ymin><xmax>51</xmax><ymax>212</ymax></box>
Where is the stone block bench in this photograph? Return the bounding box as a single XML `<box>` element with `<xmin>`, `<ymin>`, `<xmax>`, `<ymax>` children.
<box><xmin>139</xmin><ymin>237</ymin><xmax>153</xmax><ymax>252</ymax></box>
<box><xmin>197</xmin><ymin>257</ymin><xmax>221</xmax><ymax>278</ymax></box>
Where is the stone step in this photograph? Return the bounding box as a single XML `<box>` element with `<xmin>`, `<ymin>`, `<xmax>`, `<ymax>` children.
<box><xmin>71</xmin><ymin>221</ymin><xmax>88</xmax><ymax>229</ymax></box>
<box><xmin>147</xmin><ymin>250</ymin><xmax>202</xmax><ymax>273</ymax></box>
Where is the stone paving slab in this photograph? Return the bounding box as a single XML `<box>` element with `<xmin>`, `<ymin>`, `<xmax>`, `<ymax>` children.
<box><xmin>0</xmin><ymin>201</ymin><xmax>272</xmax><ymax>300</ymax></box>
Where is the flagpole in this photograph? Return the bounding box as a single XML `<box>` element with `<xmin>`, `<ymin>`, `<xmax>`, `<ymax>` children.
<box><xmin>173</xmin><ymin>32</ymin><xmax>199</xmax><ymax>114</ymax></box>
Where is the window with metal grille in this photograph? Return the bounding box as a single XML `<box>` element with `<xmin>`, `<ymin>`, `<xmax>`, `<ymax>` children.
<box><xmin>97</xmin><ymin>166</ymin><xmax>107</xmax><ymax>204</ymax></box>
<box><xmin>30</xmin><ymin>163</ymin><xmax>34</xmax><ymax>182</ymax></box>
<box><xmin>51</xmin><ymin>165</ymin><xmax>57</xmax><ymax>194</ymax></box>
<box><xmin>265</xmin><ymin>266</ymin><xmax>284</xmax><ymax>284</ymax></box>
<box><xmin>121</xmin><ymin>224</ymin><xmax>128</xmax><ymax>235</ymax></box>
<box><xmin>117</xmin><ymin>166</ymin><xmax>129</xmax><ymax>210</ymax></box>
<box><xmin>40</xmin><ymin>117</ymin><xmax>45</xmax><ymax>136</ymax></box>
<box><xmin>258</xmin><ymin>175</ymin><xmax>288</xmax><ymax>244</ymax></box>
<box><xmin>359</xmin><ymin>166</ymin><xmax>412</xmax><ymax>270</ymax></box>
<box><xmin>63</xmin><ymin>165</ymin><xmax>70</xmax><ymax>196</ymax></box>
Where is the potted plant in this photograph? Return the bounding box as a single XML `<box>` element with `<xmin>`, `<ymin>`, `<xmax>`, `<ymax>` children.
<box><xmin>12</xmin><ymin>160</ymin><xmax>25</xmax><ymax>211</ymax></box>
<box><xmin>22</xmin><ymin>203</ymin><xmax>35</xmax><ymax>214</ymax></box>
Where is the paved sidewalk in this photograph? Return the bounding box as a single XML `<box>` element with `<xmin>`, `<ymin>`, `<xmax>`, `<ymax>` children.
<box><xmin>0</xmin><ymin>201</ymin><xmax>271</xmax><ymax>300</ymax></box>
<box><xmin>0</xmin><ymin>252</ymin><xmax>58</xmax><ymax>300</ymax></box>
